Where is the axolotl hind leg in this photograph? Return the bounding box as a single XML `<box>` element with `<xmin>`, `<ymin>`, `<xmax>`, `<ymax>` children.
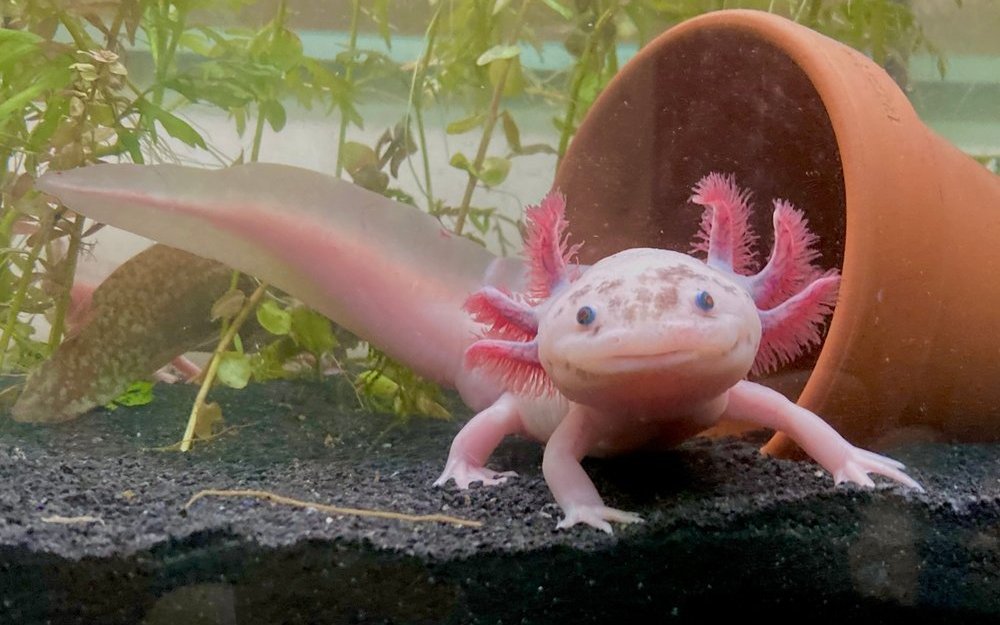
<box><xmin>434</xmin><ymin>392</ymin><xmax>524</xmax><ymax>489</ymax></box>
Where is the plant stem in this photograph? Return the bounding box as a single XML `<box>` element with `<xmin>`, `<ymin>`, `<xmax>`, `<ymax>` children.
<box><xmin>0</xmin><ymin>213</ymin><xmax>52</xmax><ymax>370</ymax></box>
<box><xmin>555</xmin><ymin>5</ymin><xmax>616</xmax><ymax>168</ymax></box>
<box><xmin>250</xmin><ymin>106</ymin><xmax>267</xmax><ymax>162</ymax></box>
<box><xmin>59</xmin><ymin>13</ymin><xmax>94</xmax><ymax>49</ymax></box>
<box><xmin>181</xmin><ymin>7</ymin><xmax>286</xmax><ymax>449</ymax></box>
<box><xmin>180</xmin><ymin>281</ymin><xmax>268</xmax><ymax>451</ymax></box>
<box><xmin>453</xmin><ymin>0</ymin><xmax>532</xmax><ymax>236</ymax></box>
<box><xmin>406</xmin><ymin>3</ymin><xmax>444</xmax><ymax>210</ymax></box>
<box><xmin>334</xmin><ymin>0</ymin><xmax>362</xmax><ymax>179</ymax></box>
<box><xmin>151</xmin><ymin>1</ymin><xmax>186</xmax><ymax>107</ymax></box>
<box><xmin>46</xmin><ymin>214</ymin><xmax>86</xmax><ymax>351</ymax></box>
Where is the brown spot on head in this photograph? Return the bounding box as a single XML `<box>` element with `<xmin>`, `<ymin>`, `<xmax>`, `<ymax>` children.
<box><xmin>655</xmin><ymin>264</ymin><xmax>700</xmax><ymax>284</ymax></box>
<box><xmin>634</xmin><ymin>287</ymin><xmax>654</xmax><ymax>304</ymax></box>
<box><xmin>597</xmin><ymin>278</ymin><xmax>624</xmax><ymax>294</ymax></box>
<box><xmin>623</xmin><ymin>303</ymin><xmax>640</xmax><ymax>323</ymax></box>
<box><xmin>709</xmin><ymin>277</ymin><xmax>739</xmax><ymax>295</ymax></box>
<box><xmin>568</xmin><ymin>283</ymin><xmax>594</xmax><ymax>305</ymax></box>
<box><xmin>654</xmin><ymin>286</ymin><xmax>679</xmax><ymax>312</ymax></box>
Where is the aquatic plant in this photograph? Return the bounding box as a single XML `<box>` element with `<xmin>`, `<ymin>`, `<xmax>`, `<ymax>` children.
<box><xmin>0</xmin><ymin>0</ymin><xmax>962</xmax><ymax>444</ymax></box>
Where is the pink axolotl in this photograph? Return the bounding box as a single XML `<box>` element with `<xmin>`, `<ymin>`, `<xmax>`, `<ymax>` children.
<box><xmin>437</xmin><ymin>173</ymin><xmax>921</xmax><ymax>530</ymax></box>
<box><xmin>36</xmin><ymin>164</ymin><xmax>920</xmax><ymax>532</ymax></box>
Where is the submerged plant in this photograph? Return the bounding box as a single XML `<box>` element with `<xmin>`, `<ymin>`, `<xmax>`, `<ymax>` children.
<box><xmin>0</xmin><ymin>0</ymin><xmax>968</xmax><ymax>444</ymax></box>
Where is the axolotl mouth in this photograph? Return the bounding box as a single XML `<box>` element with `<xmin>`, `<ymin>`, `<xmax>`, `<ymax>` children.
<box><xmin>553</xmin><ymin>319</ymin><xmax>751</xmax><ymax>378</ymax></box>
<box><xmin>542</xmin><ymin>328</ymin><xmax>757</xmax><ymax>410</ymax></box>
<box><xmin>604</xmin><ymin>349</ymin><xmax>698</xmax><ymax>372</ymax></box>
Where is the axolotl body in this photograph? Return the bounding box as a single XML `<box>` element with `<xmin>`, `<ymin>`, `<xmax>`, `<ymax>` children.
<box><xmin>36</xmin><ymin>164</ymin><xmax>920</xmax><ymax>532</ymax></box>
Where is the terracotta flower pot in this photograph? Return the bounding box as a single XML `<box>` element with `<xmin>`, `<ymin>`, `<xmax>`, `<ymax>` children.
<box><xmin>553</xmin><ymin>9</ymin><xmax>1000</xmax><ymax>453</ymax></box>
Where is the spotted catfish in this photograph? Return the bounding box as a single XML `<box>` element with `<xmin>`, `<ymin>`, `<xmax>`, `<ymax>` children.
<box><xmin>438</xmin><ymin>173</ymin><xmax>921</xmax><ymax>532</ymax></box>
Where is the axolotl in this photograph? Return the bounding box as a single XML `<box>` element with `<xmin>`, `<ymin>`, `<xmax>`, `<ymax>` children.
<box><xmin>437</xmin><ymin>173</ymin><xmax>921</xmax><ymax>530</ymax></box>
<box><xmin>36</xmin><ymin>164</ymin><xmax>921</xmax><ymax>532</ymax></box>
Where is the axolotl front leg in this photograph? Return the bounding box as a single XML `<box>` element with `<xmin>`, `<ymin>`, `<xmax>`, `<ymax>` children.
<box><xmin>542</xmin><ymin>402</ymin><xmax>644</xmax><ymax>533</ymax></box>
<box><xmin>723</xmin><ymin>381</ymin><xmax>922</xmax><ymax>490</ymax></box>
<box><xmin>434</xmin><ymin>393</ymin><xmax>524</xmax><ymax>489</ymax></box>
<box><xmin>435</xmin><ymin>392</ymin><xmax>645</xmax><ymax>533</ymax></box>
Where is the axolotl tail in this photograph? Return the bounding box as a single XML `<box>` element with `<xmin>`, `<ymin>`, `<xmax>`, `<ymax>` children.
<box><xmin>36</xmin><ymin>163</ymin><xmax>524</xmax><ymax>400</ymax></box>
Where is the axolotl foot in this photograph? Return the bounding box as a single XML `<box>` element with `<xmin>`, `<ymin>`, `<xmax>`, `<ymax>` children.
<box><xmin>433</xmin><ymin>458</ymin><xmax>518</xmax><ymax>490</ymax></box>
<box><xmin>556</xmin><ymin>504</ymin><xmax>644</xmax><ymax>534</ymax></box>
<box><xmin>833</xmin><ymin>446</ymin><xmax>924</xmax><ymax>492</ymax></box>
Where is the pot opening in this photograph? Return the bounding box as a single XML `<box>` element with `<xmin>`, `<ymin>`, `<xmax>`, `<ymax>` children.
<box><xmin>558</xmin><ymin>25</ymin><xmax>847</xmax><ymax>394</ymax></box>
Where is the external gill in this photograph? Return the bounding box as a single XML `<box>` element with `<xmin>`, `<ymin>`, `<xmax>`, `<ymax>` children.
<box><xmin>464</xmin><ymin>189</ymin><xmax>578</xmax><ymax>396</ymax></box>
<box><xmin>464</xmin><ymin>286</ymin><xmax>537</xmax><ymax>341</ymax></box>
<box><xmin>523</xmin><ymin>191</ymin><xmax>581</xmax><ymax>300</ymax></box>
<box><xmin>689</xmin><ymin>172</ymin><xmax>841</xmax><ymax>375</ymax></box>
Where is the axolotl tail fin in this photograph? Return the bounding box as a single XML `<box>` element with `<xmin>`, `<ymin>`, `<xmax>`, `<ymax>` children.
<box><xmin>36</xmin><ymin>163</ymin><xmax>525</xmax><ymax>390</ymax></box>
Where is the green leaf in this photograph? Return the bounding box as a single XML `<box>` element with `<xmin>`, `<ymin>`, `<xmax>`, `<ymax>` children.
<box><xmin>577</xmin><ymin>71</ymin><xmax>602</xmax><ymax>111</ymax></box>
<box><xmin>0</xmin><ymin>65</ymin><xmax>69</xmax><ymax>122</ymax></box>
<box><xmin>290</xmin><ymin>307</ymin><xmax>336</xmax><ymax>355</ymax></box>
<box><xmin>193</xmin><ymin>402</ymin><xmax>223</xmax><ymax>440</ymax></box>
<box><xmin>250</xmin><ymin>337</ymin><xmax>299</xmax><ymax>382</ymax></box>
<box><xmin>356</xmin><ymin>369</ymin><xmax>399</xmax><ymax>398</ymax></box>
<box><xmin>500</xmin><ymin>111</ymin><xmax>521</xmax><ymax>152</ymax></box>
<box><xmin>539</xmin><ymin>0</ymin><xmax>573</xmax><ymax>19</ymax></box>
<box><xmin>138</xmin><ymin>100</ymin><xmax>207</xmax><ymax>149</ymax></box>
<box><xmin>476</xmin><ymin>44</ymin><xmax>521</xmax><ymax>66</ymax></box>
<box><xmin>261</xmin><ymin>99</ymin><xmax>286</xmax><ymax>132</ymax></box>
<box><xmin>0</xmin><ymin>28</ymin><xmax>41</xmax><ymax>46</ymax></box>
<box><xmin>256</xmin><ymin>299</ymin><xmax>292</xmax><ymax>335</ymax></box>
<box><xmin>340</xmin><ymin>141</ymin><xmax>378</xmax><ymax>175</ymax></box>
<box><xmin>449</xmin><ymin>151</ymin><xmax>472</xmax><ymax>173</ymax></box>
<box><xmin>217</xmin><ymin>351</ymin><xmax>252</xmax><ymax>389</ymax></box>
<box><xmin>211</xmin><ymin>289</ymin><xmax>245</xmax><ymax>321</ymax></box>
<box><xmin>468</xmin><ymin>208</ymin><xmax>493</xmax><ymax>235</ymax></box>
<box><xmin>479</xmin><ymin>156</ymin><xmax>511</xmax><ymax>186</ymax></box>
<box><xmin>446</xmin><ymin>112</ymin><xmax>485</xmax><ymax>135</ymax></box>
<box><xmin>488</xmin><ymin>57</ymin><xmax>524</xmax><ymax>97</ymax></box>
<box><xmin>117</xmin><ymin>130</ymin><xmax>144</xmax><ymax>163</ymax></box>
<box><xmin>373</xmin><ymin>0</ymin><xmax>392</xmax><ymax>48</ymax></box>
<box><xmin>0</xmin><ymin>39</ymin><xmax>39</xmax><ymax>70</ymax></box>
<box><xmin>233</xmin><ymin>106</ymin><xmax>247</xmax><ymax>136</ymax></box>
<box><xmin>515</xmin><ymin>143</ymin><xmax>558</xmax><ymax>156</ymax></box>
<box><xmin>112</xmin><ymin>381</ymin><xmax>155</xmax><ymax>407</ymax></box>
<box><xmin>268</xmin><ymin>28</ymin><xmax>304</xmax><ymax>70</ymax></box>
<box><xmin>26</xmin><ymin>97</ymin><xmax>68</xmax><ymax>152</ymax></box>
<box><xmin>178</xmin><ymin>31</ymin><xmax>218</xmax><ymax>57</ymax></box>
<box><xmin>492</xmin><ymin>0</ymin><xmax>512</xmax><ymax>15</ymax></box>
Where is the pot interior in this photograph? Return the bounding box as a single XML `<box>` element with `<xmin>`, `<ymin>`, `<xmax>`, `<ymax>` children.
<box><xmin>556</xmin><ymin>25</ymin><xmax>849</xmax><ymax>392</ymax></box>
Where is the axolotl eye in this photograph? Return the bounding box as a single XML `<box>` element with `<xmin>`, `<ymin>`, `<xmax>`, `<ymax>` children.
<box><xmin>694</xmin><ymin>290</ymin><xmax>714</xmax><ymax>312</ymax></box>
<box><xmin>576</xmin><ymin>305</ymin><xmax>596</xmax><ymax>325</ymax></box>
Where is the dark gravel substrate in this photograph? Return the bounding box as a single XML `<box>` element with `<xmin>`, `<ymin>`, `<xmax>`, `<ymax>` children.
<box><xmin>1</xmin><ymin>379</ymin><xmax>999</xmax><ymax>624</ymax></box>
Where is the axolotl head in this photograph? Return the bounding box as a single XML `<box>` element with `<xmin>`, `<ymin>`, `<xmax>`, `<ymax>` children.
<box><xmin>535</xmin><ymin>248</ymin><xmax>761</xmax><ymax>412</ymax></box>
